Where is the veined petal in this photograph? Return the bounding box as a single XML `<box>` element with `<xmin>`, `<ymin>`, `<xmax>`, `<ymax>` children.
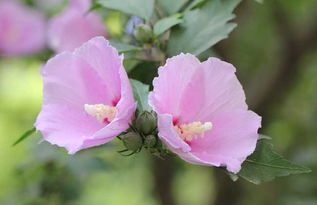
<box><xmin>190</xmin><ymin>110</ymin><xmax>261</xmax><ymax>173</ymax></box>
<box><xmin>35</xmin><ymin>104</ymin><xmax>104</xmax><ymax>154</ymax></box>
<box><xmin>41</xmin><ymin>52</ymin><xmax>109</xmax><ymax>107</ymax></box>
<box><xmin>149</xmin><ymin>53</ymin><xmax>201</xmax><ymax>123</ymax></box>
<box><xmin>74</xmin><ymin>37</ymin><xmax>121</xmax><ymax>103</ymax></box>
<box><xmin>195</xmin><ymin>57</ymin><xmax>248</xmax><ymax>120</ymax></box>
<box><xmin>149</xmin><ymin>54</ymin><xmax>247</xmax><ymax>123</ymax></box>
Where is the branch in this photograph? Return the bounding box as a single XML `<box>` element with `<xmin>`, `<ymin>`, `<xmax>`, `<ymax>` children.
<box><xmin>152</xmin><ymin>158</ymin><xmax>177</xmax><ymax>205</ymax></box>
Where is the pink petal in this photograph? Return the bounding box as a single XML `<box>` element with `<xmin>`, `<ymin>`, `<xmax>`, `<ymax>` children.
<box><xmin>48</xmin><ymin>2</ymin><xmax>107</xmax><ymax>53</ymax></box>
<box><xmin>41</xmin><ymin>52</ymin><xmax>110</xmax><ymax>107</ymax></box>
<box><xmin>157</xmin><ymin>110</ymin><xmax>261</xmax><ymax>173</ymax></box>
<box><xmin>190</xmin><ymin>110</ymin><xmax>261</xmax><ymax>173</ymax></box>
<box><xmin>74</xmin><ymin>37</ymin><xmax>121</xmax><ymax>103</ymax></box>
<box><xmin>149</xmin><ymin>53</ymin><xmax>201</xmax><ymax>123</ymax></box>
<box><xmin>0</xmin><ymin>1</ymin><xmax>45</xmax><ymax>56</ymax></box>
<box><xmin>149</xmin><ymin>54</ymin><xmax>247</xmax><ymax>124</ymax></box>
<box><xmin>156</xmin><ymin>113</ymin><xmax>191</xmax><ymax>152</ymax></box>
<box><xmin>35</xmin><ymin>104</ymin><xmax>104</xmax><ymax>154</ymax></box>
<box><xmin>195</xmin><ymin>57</ymin><xmax>248</xmax><ymax>120</ymax></box>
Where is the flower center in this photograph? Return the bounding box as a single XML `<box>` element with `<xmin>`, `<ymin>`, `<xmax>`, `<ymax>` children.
<box><xmin>174</xmin><ymin>121</ymin><xmax>212</xmax><ymax>141</ymax></box>
<box><xmin>84</xmin><ymin>104</ymin><xmax>117</xmax><ymax>123</ymax></box>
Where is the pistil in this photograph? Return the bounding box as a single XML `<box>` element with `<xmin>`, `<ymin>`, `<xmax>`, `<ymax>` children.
<box><xmin>84</xmin><ymin>104</ymin><xmax>117</xmax><ymax>123</ymax></box>
<box><xmin>175</xmin><ymin>121</ymin><xmax>212</xmax><ymax>141</ymax></box>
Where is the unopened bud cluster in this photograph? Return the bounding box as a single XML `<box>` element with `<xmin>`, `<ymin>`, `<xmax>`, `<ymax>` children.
<box><xmin>118</xmin><ymin>111</ymin><xmax>171</xmax><ymax>157</ymax></box>
<box><xmin>135</xmin><ymin>111</ymin><xmax>157</xmax><ymax>135</ymax></box>
<box><xmin>133</xmin><ymin>24</ymin><xmax>153</xmax><ymax>43</ymax></box>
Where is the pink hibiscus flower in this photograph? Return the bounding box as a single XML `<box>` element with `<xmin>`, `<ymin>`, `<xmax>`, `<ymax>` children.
<box><xmin>35</xmin><ymin>36</ymin><xmax>136</xmax><ymax>154</ymax></box>
<box><xmin>0</xmin><ymin>0</ymin><xmax>45</xmax><ymax>56</ymax></box>
<box><xmin>48</xmin><ymin>0</ymin><xmax>108</xmax><ymax>53</ymax></box>
<box><xmin>149</xmin><ymin>54</ymin><xmax>261</xmax><ymax>173</ymax></box>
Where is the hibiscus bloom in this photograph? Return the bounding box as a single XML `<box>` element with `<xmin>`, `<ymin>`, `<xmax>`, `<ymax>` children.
<box><xmin>0</xmin><ymin>0</ymin><xmax>45</xmax><ymax>56</ymax></box>
<box><xmin>35</xmin><ymin>36</ymin><xmax>136</xmax><ymax>154</ymax></box>
<box><xmin>48</xmin><ymin>0</ymin><xmax>108</xmax><ymax>53</ymax></box>
<box><xmin>149</xmin><ymin>54</ymin><xmax>261</xmax><ymax>173</ymax></box>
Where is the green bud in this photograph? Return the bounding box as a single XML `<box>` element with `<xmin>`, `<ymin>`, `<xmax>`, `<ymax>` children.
<box><xmin>121</xmin><ymin>132</ymin><xmax>143</xmax><ymax>152</ymax></box>
<box><xmin>135</xmin><ymin>111</ymin><xmax>157</xmax><ymax>135</ymax></box>
<box><xmin>144</xmin><ymin>135</ymin><xmax>157</xmax><ymax>148</ymax></box>
<box><xmin>133</xmin><ymin>24</ymin><xmax>153</xmax><ymax>43</ymax></box>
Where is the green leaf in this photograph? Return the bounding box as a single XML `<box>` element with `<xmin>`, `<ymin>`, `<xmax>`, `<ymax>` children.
<box><xmin>238</xmin><ymin>140</ymin><xmax>311</xmax><ymax>184</ymax></box>
<box><xmin>168</xmin><ymin>0</ymin><xmax>241</xmax><ymax>56</ymax></box>
<box><xmin>226</xmin><ymin>171</ymin><xmax>239</xmax><ymax>181</ymax></box>
<box><xmin>12</xmin><ymin>127</ymin><xmax>36</xmax><ymax>146</ymax></box>
<box><xmin>109</xmin><ymin>40</ymin><xmax>142</xmax><ymax>53</ymax></box>
<box><xmin>130</xmin><ymin>79</ymin><xmax>151</xmax><ymax>112</ymax></box>
<box><xmin>254</xmin><ymin>0</ymin><xmax>264</xmax><ymax>3</ymax></box>
<box><xmin>98</xmin><ymin>0</ymin><xmax>154</xmax><ymax>20</ymax></box>
<box><xmin>89</xmin><ymin>0</ymin><xmax>103</xmax><ymax>12</ymax></box>
<box><xmin>188</xmin><ymin>0</ymin><xmax>208</xmax><ymax>10</ymax></box>
<box><xmin>157</xmin><ymin>0</ymin><xmax>189</xmax><ymax>15</ymax></box>
<box><xmin>258</xmin><ymin>134</ymin><xmax>272</xmax><ymax>140</ymax></box>
<box><xmin>154</xmin><ymin>13</ymin><xmax>183</xmax><ymax>36</ymax></box>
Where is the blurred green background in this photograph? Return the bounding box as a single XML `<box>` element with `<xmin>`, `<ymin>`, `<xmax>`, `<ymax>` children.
<box><xmin>0</xmin><ymin>0</ymin><xmax>316</xmax><ymax>205</ymax></box>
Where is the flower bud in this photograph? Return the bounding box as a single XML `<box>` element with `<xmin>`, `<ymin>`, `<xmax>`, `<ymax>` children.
<box><xmin>144</xmin><ymin>135</ymin><xmax>157</xmax><ymax>148</ymax></box>
<box><xmin>125</xmin><ymin>16</ymin><xmax>143</xmax><ymax>35</ymax></box>
<box><xmin>135</xmin><ymin>111</ymin><xmax>157</xmax><ymax>135</ymax></box>
<box><xmin>121</xmin><ymin>132</ymin><xmax>143</xmax><ymax>152</ymax></box>
<box><xmin>133</xmin><ymin>24</ymin><xmax>153</xmax><ymax>43</ymax></box>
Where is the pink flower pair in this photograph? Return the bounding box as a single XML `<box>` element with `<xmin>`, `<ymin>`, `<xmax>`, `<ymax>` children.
<box><xmin>0</xmin><ymin>0</ymin><xmax>107</xmax><ymax>56</ymax></box>
<box><xmin>35</xmin><ymin>36</ymin><xmax>261</xmax><ymax>173</ymax></box>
